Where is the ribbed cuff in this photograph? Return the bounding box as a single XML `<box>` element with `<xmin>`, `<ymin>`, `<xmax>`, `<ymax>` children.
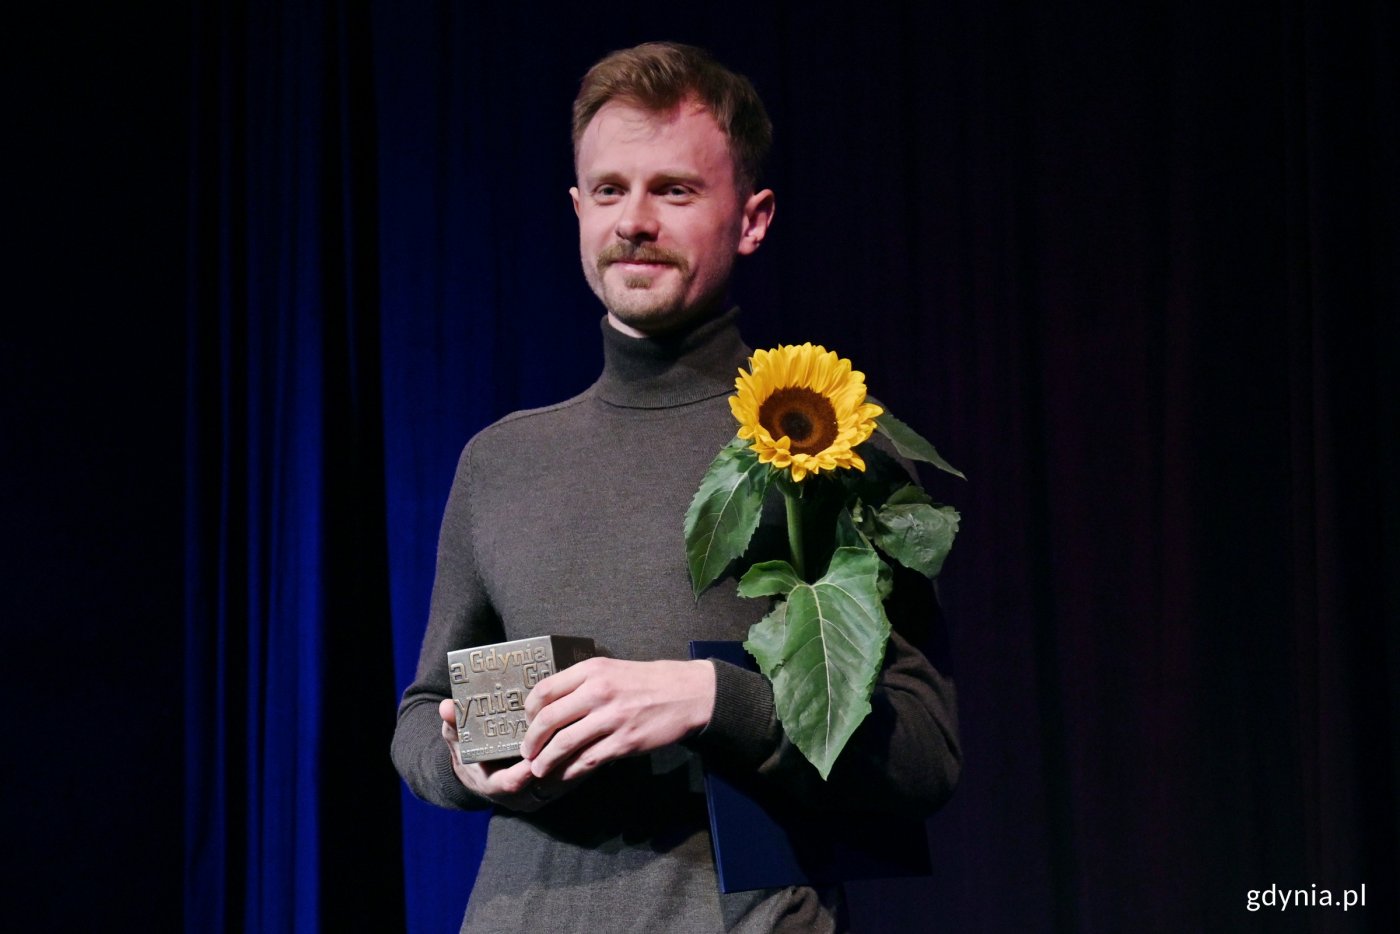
<box><xmin>686</xmin><ymin>659</ymin><xmax>780</xmax><ymax>769</ymax></box>
<box><xmin>433</xmin><ymin>739</ymin><xmax>488</xmax><ymax>810</ymax></box>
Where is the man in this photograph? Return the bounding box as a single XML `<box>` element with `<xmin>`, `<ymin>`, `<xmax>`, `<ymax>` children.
<box><xmin>392</xmin><ymin>42</ymin><xmax>960</xmax><ymax>933</ymax></box>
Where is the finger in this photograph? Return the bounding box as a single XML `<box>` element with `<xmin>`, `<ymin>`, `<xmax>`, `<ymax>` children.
<box><xmin>474</xmin><ymin>758</ymin><xmax>513</xmax><ymax>777</ymax></box>
<box><xmin>453</xmin><ymin>758</ymin><xmax>528</xmax><ymax>800</ymax></box>
<box><xmin>549</xmin><ymin>727</ymin><xmax>642</xmax><ymax>783</ymax></box>
<box><xmin>519</xmin><ymin>688</ymin><xmax>596</xmax><ymax>761</ymax></box>
<box><xmin>473</xmin><ymin>758</ymin><xmax>587</xmax><ymax>812</ymax></box>
<box><xmin>523</xmin><ymin>659</ymin><xmax>596</xmax><ymax>718</ymax></box>
<box><xmin>557</xmin><ymin>737</ymin><xmax>623</xmax><ymax>782</ymax></box>
<box><xmin>528</xmin><ymin>707</ymin><xmax>621</xmax><ymax>778</ymax></box>
<box><xmin>481</xmin><ymin>757</ymin><xmax>537</xmax><ymax>797</ymax></box>
<box><xmin>451</xmin><ymin>762</ymin><xmax>503</xmax><ymax>800</ymax></box>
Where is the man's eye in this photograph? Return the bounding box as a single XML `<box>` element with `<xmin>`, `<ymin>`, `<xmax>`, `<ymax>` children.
<box><xmin>665</xmin><ymin>186</ymin><xmax>691</xmax><ymax>198</ymax></box>
<box><xmin>595</xmin><ymin>185</ymin><xmax>622</xmax><ymax>200</ymax></box>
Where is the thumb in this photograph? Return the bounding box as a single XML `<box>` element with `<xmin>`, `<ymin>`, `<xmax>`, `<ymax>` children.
<box><xmin>438</xmin><ymin>697</ymin><xmax>458</xmax><ymax>725</ymax></box>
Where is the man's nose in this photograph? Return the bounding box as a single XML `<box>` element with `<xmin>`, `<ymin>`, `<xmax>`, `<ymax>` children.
<box><xmin>615</xmin><ymin>194</ymin><xmax>659</xmax><ymax>242</ymax></box>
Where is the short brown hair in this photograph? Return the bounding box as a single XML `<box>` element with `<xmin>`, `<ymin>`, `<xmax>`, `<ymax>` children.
<box><xmin>572</xmin><ymin>42</ymin><xmax>773</xmax><ymax>193</ymax></box>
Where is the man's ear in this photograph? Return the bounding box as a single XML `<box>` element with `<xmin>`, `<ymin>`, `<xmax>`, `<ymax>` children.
<box><xmin>570</xmin><ymin>186</ymin><xmax>581</xmax><ymax>217</ymax></box>
<box><xmin>736</xmin><ymin>188</ymin><xmax>775</xmax><ymax>256</ymax></box>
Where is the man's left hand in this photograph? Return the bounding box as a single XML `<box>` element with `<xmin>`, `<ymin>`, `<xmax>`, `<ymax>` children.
<box><xmin>519</xmin><ymin>658</ymin><xmax>716</xmax><ymax>781</ymax></box>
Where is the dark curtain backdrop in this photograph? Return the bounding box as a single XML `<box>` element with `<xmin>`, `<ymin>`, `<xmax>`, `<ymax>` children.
<box><xmin>151</xmin><ymin>0</ymin><xmax>1399</xmax><ymax>931</ymax></box>
<box><xmin>4</xmin><ymin>4</ymin><xmax>188</xmax><ymax>931</ymax></box>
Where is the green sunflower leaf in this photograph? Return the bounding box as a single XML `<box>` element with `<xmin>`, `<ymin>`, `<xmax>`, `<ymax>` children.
<box><xmin>737</xmin><ymin>559</ymin><xmax>804</xmax><ymax>599</ymax></box>
<box><xmin>870</xmin><ymin>503</ymin><xmax>960</xmax><ymax>580</ymax></box>
<box><xmin>834</xmin><ymin>508</ymin><xmax>871</xmax><ymax>551</ymax></box>
<box><xmin>884</xmin><ymin>483</ymin><xmax>933</xmax><ymax>507</ymax></box>
<box><xmin>743</xmin><ymin>546</ymin><xmax>891</xmax><ymax>780</ymax></box>
<box><xmin>684</xmin><ymin>437</ymin><xmax>775</xmax><ymax>598</ymax></box>
<box><xmin>869</xmin><ymin>403</ymin><xmax>966</xmax><ymax>480</ymax></box>
<box><xmin>743</xmin><ymin>600</ymin><xmax>788</xmax><ymax>674</ymax></box>
<box><xmin>875</xmin><ymin>553</ymin><xmax>895</xmax><ymax>601</ymax></box>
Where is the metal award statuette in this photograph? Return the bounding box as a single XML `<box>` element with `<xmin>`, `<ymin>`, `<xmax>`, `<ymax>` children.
<box><xmin>447</xmin><ymin>635</ymin><xmax>597</xmax><ymax>763</ymax></box>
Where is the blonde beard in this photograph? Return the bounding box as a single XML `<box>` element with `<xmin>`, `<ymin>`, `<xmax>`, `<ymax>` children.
<box><xmin>582</xmin><ymin>248</ymin><xmax>731</xmax><ymax>336</ymax></box>
<box><xmin>599</xmin><ymin>281</ymin><xmax>726</xmax><ymax>337</ymax></box>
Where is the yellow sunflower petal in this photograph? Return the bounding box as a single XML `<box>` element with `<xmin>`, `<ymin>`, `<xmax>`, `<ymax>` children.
<box><xmin>730</xmin><ymin>343</ymin><xmax>881</xmax><ymax>483</ymax></box>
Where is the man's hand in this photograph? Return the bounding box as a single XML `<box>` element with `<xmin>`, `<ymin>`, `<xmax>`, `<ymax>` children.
<box><xmin>519</xmin><ymin>658</ymin><xmax>716</xmax><ymax>782</ymax></box>
<box><xmin>437</xmin><ymin>699</ymin><xmax>577</xmax><ymax>812</ymax></box>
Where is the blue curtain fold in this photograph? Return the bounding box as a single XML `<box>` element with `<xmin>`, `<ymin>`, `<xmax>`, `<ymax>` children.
<box><xmin>186</xmin><ymin>1</ymin><xmax>403</xmax><ymax>930</ymax></box>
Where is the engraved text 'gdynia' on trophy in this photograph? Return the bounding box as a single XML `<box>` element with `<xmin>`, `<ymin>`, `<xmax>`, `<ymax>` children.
<box><xmin>447</xmin><ymin>635</ymin><xmax>597</xmax><ymax>763</ymax></box>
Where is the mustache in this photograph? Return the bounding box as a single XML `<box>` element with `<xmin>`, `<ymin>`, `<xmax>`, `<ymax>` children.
<box><xmin>597</xmin><ymin>243</ymin><xmax>688</xmax><ymax>271</ymax></box>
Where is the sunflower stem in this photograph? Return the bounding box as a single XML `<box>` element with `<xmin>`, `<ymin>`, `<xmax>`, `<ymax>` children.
<box><xmin>783</xmin><ymin>484</ymin><xmax>807</xmax><ymax>581</ymax></box>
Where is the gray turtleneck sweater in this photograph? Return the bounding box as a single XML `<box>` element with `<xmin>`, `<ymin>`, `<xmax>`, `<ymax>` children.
<box><xmin>392</xmin><ymin>309</ymin><xmax>960</xmax><ymax>933</ymax></box>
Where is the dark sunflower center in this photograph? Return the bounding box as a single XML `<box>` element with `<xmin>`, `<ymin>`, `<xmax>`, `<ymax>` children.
<box><xmin>780</xmin><ymin>411</ymin><xmax>814</xmax><ymax>439</ymax></box>
<box><xmin>759</xmin><ymin>388</ymin><xmax>839</xmax><ymax>455</ymax></box>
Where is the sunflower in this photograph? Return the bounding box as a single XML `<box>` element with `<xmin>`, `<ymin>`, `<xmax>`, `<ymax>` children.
<box><xmin>729</xmin><ymin>344</ymin><xmax>884</xmax><ymax>482</ymax></box>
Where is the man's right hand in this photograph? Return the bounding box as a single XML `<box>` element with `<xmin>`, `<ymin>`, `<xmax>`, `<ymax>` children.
<box><xmin>437</xmin><ymin>698</ymin><xmax>578</xmax><ymax>812</ymax></box>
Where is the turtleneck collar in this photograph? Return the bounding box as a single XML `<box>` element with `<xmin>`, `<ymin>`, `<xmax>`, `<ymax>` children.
<box><xmin>594</xmin><ymin>307</ymin><xmax>750</xmax><ymax>409</ymax></box>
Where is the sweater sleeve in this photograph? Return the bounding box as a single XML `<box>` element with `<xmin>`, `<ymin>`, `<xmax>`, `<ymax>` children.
<box><xmin>390</xmin><ymin>441</ymin><xmax>504</xmax><ymax>811</ymax></box>
<box><xmin>688</xmin><ymin>559</ymin><xmax>962</xmax><ymax>817</ymax></box>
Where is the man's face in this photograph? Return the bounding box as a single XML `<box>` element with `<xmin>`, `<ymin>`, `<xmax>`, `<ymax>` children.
<box><xmin>571</xmin><ymin>98</ymin><xmax>773</xmax><ymax>336</ymax></box>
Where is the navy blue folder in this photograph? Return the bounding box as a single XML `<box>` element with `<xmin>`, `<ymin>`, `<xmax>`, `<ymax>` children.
<box><xmin>689</xmin><ymin>640</ymin><xmax>933</xmax><ymax>893</ymax></box>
